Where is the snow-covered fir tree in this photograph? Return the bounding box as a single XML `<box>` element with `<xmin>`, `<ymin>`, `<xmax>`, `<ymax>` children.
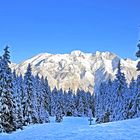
<box><xmin>0</xmin><ymin>47</ymin><xmax>16</xmax><ymax>133</ymax></box>
<box><xmin>127</xmin><ymin>78</ymin><xmax>137</xmax><ymax>119</ymax></box>
<box><xmin>65</xmin><ymin>89</ymin><xmax>75</xmax><ymax>116</ymax></box>
<box><xmin>136</xmin><ymin>40</ymin><xmax>140</xmax><ymax>70</ymax></box>
<box><xmin>19</xmin><ymin>74</ymin><xmax>27</xmax><ymax>126</ymax></box>
<box><xmin>0</xmin><ymin>56</ymin><xmax>4</xmax><ymax>133</ymax></box>
<box><xmin>12</xmin><ymin>70</ymin><xmax>23</xmax><ymax>129</ymax></box>
<box><xmin>83</xmin><ymin>91</ymin><xmax>91</xmax><ymax>116</ymax></box>
<box><xmin>112</xmin><ymin>61</ymin><xmax>128</xmax><ymax>121</ymax></box>
<box><xmin>24</xmin><ymin>64</ymin><xmax>38</xmax><ymax>125</ymax></box>
<box><xmin>135</xmin><ymin>77</ymin><xmax>140</xmax><ymax>117</ymax></box>
<box><xmin>95</xmin><ymin>82</ymin><xmax>110</xmax><ymax>123</ymax></box>
<box><xmin>40</xmin><ymin>81</ymin><xmax>50</xmax><ymax>123</ymax></box>
<box><xmin>41</xmin><ymin>77</ymin><xmax>51</xmax><ymax>115</ymax></box>
<box><xmin>55</xmin><ymin>90</ymin><xmax>63</xmax><ymax>123</ymax></box>
<box><xmin>77</xmin><ymin>97</ymin><xmax>84</xmax><ymax>117</ymax></box>
<box><xmin>135</xmin><ymin>40</ymin><xmax>140</xmax><ymax>117</ymax></box>
<box><xmin>33</xmin><ymin>74</ymin><xmax>43</xmax><ymax>123</ymax></box>
<box><xmin>51</xmin><ymin>87</ymin><xmax>57</xmax><ymax>116</ymax></box>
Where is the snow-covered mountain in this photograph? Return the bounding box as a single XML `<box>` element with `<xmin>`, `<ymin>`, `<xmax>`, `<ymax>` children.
<box><xmin>11</xmin><ymin>51</ymin><xmax>139</xmax><ymax>93</ymax></box>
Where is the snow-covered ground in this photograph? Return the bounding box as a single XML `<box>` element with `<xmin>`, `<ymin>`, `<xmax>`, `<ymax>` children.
<box><xmin>0</xmin><ymin>117</ymin><xmax>140</xmax><ymax>140</ymax></box>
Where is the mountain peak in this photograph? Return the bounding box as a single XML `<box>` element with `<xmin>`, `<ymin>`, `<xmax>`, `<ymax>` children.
<box><xmin>70</xmin><ymin>50</ymin><xmax>84</xmax><ymax>56</ymax></box>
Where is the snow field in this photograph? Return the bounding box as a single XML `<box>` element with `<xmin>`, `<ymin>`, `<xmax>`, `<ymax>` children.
<box><xmin>0</xmin><ymin>117</ymin><xmax>140</xmax><ymax>140</ymax></box>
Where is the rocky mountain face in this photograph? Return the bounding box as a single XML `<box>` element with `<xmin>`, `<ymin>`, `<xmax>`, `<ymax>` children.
<box><xmin>11</xmin><ymin>51</ymin><xmax>139</xmax><ymax>93</ymax></box>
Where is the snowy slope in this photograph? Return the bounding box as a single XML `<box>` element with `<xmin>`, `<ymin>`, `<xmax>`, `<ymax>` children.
<box><xmin>11</xmin><ymin>51</ymin><xmax>139</xmax><ymax>93</ymax></box>
<box><xmin>1</xmin><ymin>117</ymin><xmax>140</xmax><ymax>140</ymax></box>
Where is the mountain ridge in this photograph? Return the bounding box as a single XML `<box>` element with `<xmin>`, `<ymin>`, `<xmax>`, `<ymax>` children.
<box><xmin>11</xmin><ymin>50</ymin><xmax>139</xmax><ymax>93</ymax></box>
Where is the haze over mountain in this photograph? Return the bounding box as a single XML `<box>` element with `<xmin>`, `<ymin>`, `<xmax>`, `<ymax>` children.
<box><xmin>11</xmin><ymin>50</ymin><xmax>139</xmax><ymax>93</ymax></box>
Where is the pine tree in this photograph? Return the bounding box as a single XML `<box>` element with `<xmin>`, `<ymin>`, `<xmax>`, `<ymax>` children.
<box><xmin>136</xmin><ymin>41</ymin><xmax>140</xmax><ymax>70</ymax></box>
<box><xmin>90</xmin><ymin>94</ymin><xmax>95</xmax><ymax>117</ymax></box>
<box><xmin>65</xmin><ymin>89</ymin><xmax>75</xmax><ymax>116</ymax></box>
<box><xmin>95</xmin><ymin>82</ymin><xmax>108</xmax><ymax>123</ymax></box>
<box><xmin>20</xmin><ymin>74</ymin><xmax>27</xmax><ymax>126</ymax></box>
<box><xmin>17</xmin><ymin>75</ymin><xmax>25</xmax><ymax>127</ymax></box>
<box><xmin>135</xmin><ymin>40</ymin><xmax>140</xmax><ymax>117</ymax></box>
<box><xmin>0</xmin><ymin>56</ymin><xmax>4</xmax><ymax>132</ymax></box>
<box><xmin>83</xmin><ymin>91</ymin><xmax>90</xmax><ymax>116</ymax></box>
<box><xmin>55</xmin><ymin>91</ymin><xmax>63</xmax><ymax>123</ymax></box>
<box><xmin>44</xmin><ymin>110</ymin><xmax>50</xmax><ymax>123</ymax></box>
<box><xmin>24</xmin><ymin>64</ymin><xmax>38</xmax><ymax>125</ymax></box>
<box><xmin>0</xmin><ymin>46</ymin><xmax>16</xmax><ymax>133</ymax></box>
<box><xmin>113</xmin><ymin>61</ymin><xmax>128</xmax><ymax>121</ymax></box>
<box><xmin>135</xmin><ymin>76</ymin><xmax>140</xmax><ymax>117</ymax></box>
<box><xmin>51</xmin><ymin>87</ymin><xmax>57</xmax><ymax>116</ymax></box>
<box><xmin>73</xmin><ymin>108</ymin><xmax>78</xmax><ymax>117</ymax></box>
<box><xmin>12</xmin><ymin>70</ymin><xmax>23</xmax><ymax>129</ymax></box>
<box><xmin>106</xmin><ymin>79</ymin><xmax>114</xmax><ymax>122</ymax></box>
<box><xmin>77</xmin><ymin>97</ymin><xmax>84</xmax><ymax>117</ymax></box>
<box><xmin>34</xmin><ymin>74</ymin><xmax>42</xmax><ymax>123</ymax></box>
<box><xmin>42</xmin><ymin>77</ymin><xmax>51</xmax><ymax>115</ymax></box>
<box><xmin>35</xmin><ymin>76</ymin><xmax>50</xmax><ymax>123</ymax></box>
<box><xmin>55</xmin><ymin>101</ymin><xmax>63</xmax><ymax>123</ymax></box>
<box><xmin>126</xmin><ymin>78</ymin><xmax>137</xmax><ymax>119</ymax></box>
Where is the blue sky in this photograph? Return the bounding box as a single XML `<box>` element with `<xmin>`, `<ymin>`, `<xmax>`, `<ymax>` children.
<box><xmin>0</xmin><ymin>0</ymin><xmax>140</xmax><ymax>63</ymax></box>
